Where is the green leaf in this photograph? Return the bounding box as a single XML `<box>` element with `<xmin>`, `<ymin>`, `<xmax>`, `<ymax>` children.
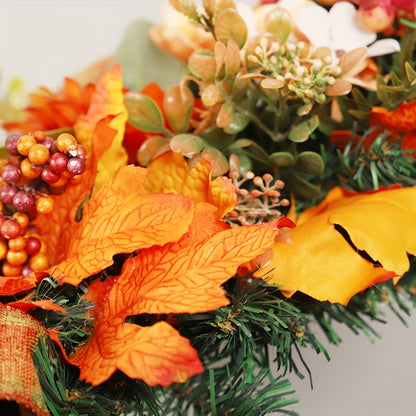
<box><xmin>296</xmin><ymin>151</ymin><xmax>324</xmax><ymax>175</ymax></box>
<box><xmin>170</xmin><ymin>133</ymin><xmax>206</xmax><ymax>157</ymax></box>
<box><xmin>288</xmin><ymin>115</ymin><xmax>319</xmax><ymax>143</ymax></box>
<box><xmin>214</xmin><ymin>8</ymin><xmax>247</xmax><ymax>49</ymax></box>
<box><xmin>228</xmin><ymin>138</ymin><xmax>270</xmax><ymax>164</ymax></box>
<box><xmin>124</xmin><ymin>91</ymin><xmax>165</xmax><ymax>133</ymax></box>
<box><xmin>111</xmin><ymin>19</ymin><xmax>185</xmax><ymax>90</ymax></box>
<box><xmin>223</xmin><ymin>109</ymin><xmax>250</xmax><ymax>134</ymax></box>
<box><xmin>269</xmin><ymin>151</ymin><xmax>295</xmax><ymax>168</ymax></box>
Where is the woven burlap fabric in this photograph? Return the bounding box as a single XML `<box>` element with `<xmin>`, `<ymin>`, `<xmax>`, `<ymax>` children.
<box><xmin>0</xmin><ymin>304</ymin><xmax>50</xmax><ymax>416</ymax></box>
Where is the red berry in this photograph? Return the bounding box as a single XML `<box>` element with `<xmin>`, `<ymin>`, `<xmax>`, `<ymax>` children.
<box><xmin>1</xmin><ymin>219</ymin><xmax>21</xmax><ymax>239</ymax></box>
<box><xmin>0</xmin><ymin>185</ymin><xmax>18</xmax><ymax>205</ymax></box>
<box><xmin>67</xmin><ymin>157</ymin><xmax>86</xmax><ymax>175</ymax></box>
<box><xmin>5</xmin><ymin>134</ymin><xmax>21</xmax><ymax>156</ymax></box>
<box><xmin>49</xmin><ymin>152</ymin><xmax>68</xmax><ymax>174</ymax></box>
<box><xmin>25</xmin><ymin>236</ymin><xmax>42</xmax><ymax>255</ymax></box>
<box><xmin>41</xmin><ymin>167</ymin><xmax>60</xmax><ymax>184</ymax></box>
<box><xmin>22</xmin><ymin>265</ymin><xmax>34</xmax><ymax>277</ymax></box>
<box><xmin>2</xmin><ymin>164</ymin><xmax>21</xmax><ymax>183</ymax></box>
<box><xmin>13</xmin><ymin>190</ymin><xmax>35</xmax><ymax>212</ymax></box>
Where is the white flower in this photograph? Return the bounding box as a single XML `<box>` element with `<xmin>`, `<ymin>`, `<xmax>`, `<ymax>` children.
<box><xmin>278</xmin><ymin>0</ymin><xmax>400</xmax><ymax>58</ymax></box>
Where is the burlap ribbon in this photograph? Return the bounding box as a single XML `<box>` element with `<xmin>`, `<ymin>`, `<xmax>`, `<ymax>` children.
<box><xmin>0</xmin><ymin>304</ymin><xmax>50</xmax><ymax>416</ymax></box>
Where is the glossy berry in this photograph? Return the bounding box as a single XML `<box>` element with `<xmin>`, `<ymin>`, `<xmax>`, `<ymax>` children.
<box><xmin>5</xmin><ymin>134</ymin><xmax>21</xmax><ymax>156</ymax></box>
<box><xmin>34</xmin><ymin>131</ymin><xmax>46</xmax><ymax>142</ymax></box>
<box><xmin>28</xmin><ymin>143</ymin><xmax>50</xmax><ymax>165</ymax></box>
<box><xmin>67</xmin><ymin>157</ymin><xmax>86</xmax><ymax>175</ymax></box>
<box><xmin>0</xmin><ymin>240</ymin><xmax>7</xmax><ymax>260</ymax></box>
<box><xmin>13</xmin><ymin>190</ymin><xmax>35</xmax><ymax>212</ymax></box>
<box><xmin>43</xmin><ymin>136</ymin><xmax>56</xmax><ymax>152</ymax></box>
<box><xmin>74</xmin><ymin>144</ymin><xmax>87</xmax><ymax>160</ymax></box>
<box><xmin>2</xmin><ymin>164</ymin><xmax>21</xmax><ymax>183</ymax></box>
<box><xmin>22</xmin><ymin>265</ymin><xmax>34</xmax><ymax>277</ymax></box>
<box><xmin>20</xmin><ymin>158</ymin><xmax>42</xmax><ymax>179</ymax></box>
<box><xmin>6</xmin><ymin>249</ymin><xmax>28</xmax><ymax>266</ymax></box>
<box><xmin>2</xmin><ymin>261</ymin><xmax>22</xmax><ymax>277</ymax></box>
<box><xmin>0</xmin><ymin>185</ymin><xmax>18</xmax><ymax>205</ymax></box>
<box><xmin>1</xmin><ymin>219</ymin><xmax>21</xmax><ymax>239</ymax></box>
<box><xmin>29</xmin><ymin>252</ymin><xmax>49</xmax><ymax>271</ymax></box>
<box><xmin>12</xmin><ymin>212</ymin><xmax>29</xmax><ymax>229</ymax></box>
<box><xmin>25</xmin><ymin>236</ymin><xmax>41</xmax><ymax>255</ymax></box>
<box><xmin>8</xmin><ymin>236</ymin><xmax>26</xmax><ymax>252</ymax></box>
<box><xmin>16</xmin><ymin>135</ymin><xmax>37</xmax><ymax>156</ymax></box>
<box><xmin>41</xmin><ymin>167</ymin><xmax>60</xmax><ymax>184</ymax></box>
<box><xmin>36</xmin><ymin>196</ymin><xmax>55</xmax><ymax>214</ymax></box>
<box><xmin>56</xmin><ymin>133</ymin><xmax>77</xmax><ymax>153</ymax></box>
<box><xmin>49</xmin><ymin>152</ymin><xmax>68</xmax><ymax>174</ymax></box>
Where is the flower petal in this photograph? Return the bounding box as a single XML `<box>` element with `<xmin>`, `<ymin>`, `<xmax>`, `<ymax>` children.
<box><xmin>367</xmin><ymin>38</ymin><xmax>401</xmax><ymax>58</ymax></box>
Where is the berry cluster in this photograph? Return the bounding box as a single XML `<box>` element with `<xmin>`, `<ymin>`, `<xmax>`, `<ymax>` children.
<box><xmin>0</xmin><ymin>131</ymin><xmax>87</xmax><ymax>277</ymax></box>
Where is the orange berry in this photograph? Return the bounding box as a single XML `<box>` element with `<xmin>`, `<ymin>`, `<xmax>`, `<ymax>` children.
<box><xmin>28</xmin><ymin>144</ymin><xmax>50</xmax><ymax>165</ymax></box>
<box><xmin>16</xmin><ymin>135</ymin><xmax>37</xmax><ymax>156</ymax></box>
<box><xmin>56</xmin><ymin>133</ymin><xmax>77</xmax><ymax>153</ymax></box>
<box><xmin>2</xmin><ymin>261</ymin><xmax>22</xmax><ymax>277</ymax></box>
<box><xmin>12</xmin><ymin>212</ymin><xmax>30</xmax><ymax>229</ymax></box>
<box><xmin>6</xmin><ymin>249</ymin><xmax>28</xmax><ymax>266</ymax></box>
<box><xmin>8</xmin><ymin>236</ymin><xmax>26</xmax><ymax>251</ymax></box>
<box><xmin>0</xmin><ymin>240</ymin><xmax>7</xmax><ymax>260</ymax></box>
<box><xmin>34</xmin><ymin>131</ymin><xmax>46</xmax><ymax>142</ymax></box>
<box><xmin>36</xmin><ymin>196</ymin><xmax>55</xmax><ymax>214</ymax></box>
<box><xmin>20</xmin><ymin>158</ymin><xmax>41</xmax><ymax>179</ymax></box>
<box><xmin>29</xmin><ymin>252</ymin><xmax>49</xmax><ymax>271</ymax></box>
<box><xmin>49</xmin><ymin>174</ymin><xmax>68</xmax><ymax>188</ymax></box>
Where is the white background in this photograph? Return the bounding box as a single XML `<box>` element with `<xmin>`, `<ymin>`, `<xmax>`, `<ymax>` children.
<box><xmin>1</xmin><ymin>1</ymin><xmax>416</xmax><ymax>415</ymax></box>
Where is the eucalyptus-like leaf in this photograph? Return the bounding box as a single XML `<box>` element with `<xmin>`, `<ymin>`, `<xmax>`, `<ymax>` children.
<box><xmin>124</xmin><ymin>91</ymin><xmax>166</xmax><ymax>133</ymax></box>
<box><xmin>229</xmin><ymin>138</ymin><xmax>270</xmax><ymax>164</ymax></box>
<box><xmin>286</xmin><ymin>172</ymin><xmax>321</xmax><ymax>200</ymax></box>
<box><xmin>112</xmin><ymin>20</ymin><xmax>185</xmax><ymax>90</ymax></box>
<box><xmin>188</xmin><ymin>51</ymin><xmax>217</xmax><ymax>81</ymax></box>
<box><xmin>269</xmin><ymin>152</ymin><xmax>295</xmax><ymax>168</ymax></box>
<box><xmin>296</xmin><ymin>151</ymin><xmax>324</xmax><ymax>176</ymax></box>
<box><xmin>288</xmin><ymin>115</ymin><xmax>319</xmax><ymax>143</ymax></box>
<box><xmin>223</xmin><ymin>109</ymin><xmax>250</xmax><ymax>135</ymax></box>
<box><xmin>163</xmin><ymin>85</ymin><xmax>195</xmax><ymax>134</ymax></box>
<box><xmin>170</xmin><ymin>133</ymin><xmax>206</xmax><ymax>157</ymax></box>
<box><xmin>260</xmin><ymin>77</ymin><xmax>285</xmax><ymax>90</ymax></box>
<box><xmin>224</xmin><ymin>39</ymin><xmax>241</xmax><ymax>77</ymax></box>
<box><xmin>264</xmin><ymin>7</ymin><xmax>293</xmax><ymax>44</ymax></box>
<box><xmin>137</xmin><ymin>136</ymin><xmax>171</xmax><ymax>166</ymax></box>
<box><xmin>214</xmin><ymin>8</ymin><xmax>247</xmax><ymax>49</ymax></box>
<box><xmin>200</xmin><ymin>147</ymin><xmax>229</xmax><ymax>176</ymax></box>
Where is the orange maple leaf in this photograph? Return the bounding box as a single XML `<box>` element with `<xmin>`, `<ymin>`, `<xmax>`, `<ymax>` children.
<box><xmin>69</xmin><ymin>202</ymin><xmax>279</xmax><ymax>386</ymax></box>
<box><xmin>49</xmin><ymin>164</ymin><xmax>194</xmax><ymax>286</ymax></box>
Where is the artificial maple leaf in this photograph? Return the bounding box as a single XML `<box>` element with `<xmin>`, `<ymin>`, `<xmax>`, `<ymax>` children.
<box><xmin>51</xmin><ymin>164</ymin><xmax>194</xmax><ymax>286</ymax></box>
<box><xmin>256</xmin><ymin>186</ymin><xmax>416</xmax><ymax>305</ymax></box>
<box><xmin>74</xmin><ymin>63</ymin><xmax>128</xmax><ymax>190</ymax></box>
<box><xmin>69</xmin><ymin>202</ymin><xmax>280</xmax><ymax>386</ymax></box>
<box><xmin>143</xmin><ymin>151</ymin><xmax>237</xmax><ymax>218</ymax></box>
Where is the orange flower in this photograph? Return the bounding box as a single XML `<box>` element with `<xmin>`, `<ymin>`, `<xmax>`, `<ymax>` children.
<box><xmin>255</xmin><ymin>185</ymin><xmax>416</xmax><ymax>305</ymax></box>
<box><xmin>331</xmin><ymin>101</ymin><xmax>416</xmax><ymax>155</ymax></box>
<box><xmin>3</xmin><ymin>78</ymin><xmax>95</xmax><ymax>134</ymax></box>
